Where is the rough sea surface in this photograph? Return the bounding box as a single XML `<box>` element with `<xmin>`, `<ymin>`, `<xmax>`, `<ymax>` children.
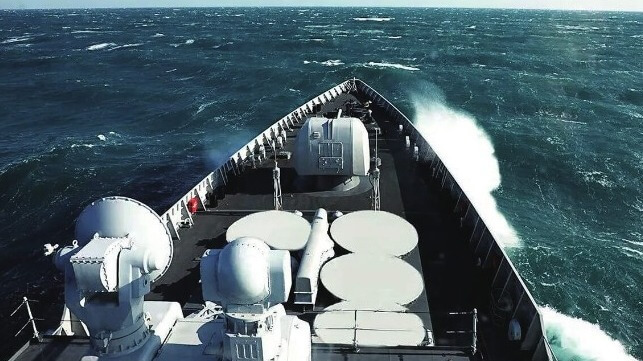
<box><xmin>0</xmin><ymin>7</ymin><xmax>641</xmax><ymax>361</ymax></box>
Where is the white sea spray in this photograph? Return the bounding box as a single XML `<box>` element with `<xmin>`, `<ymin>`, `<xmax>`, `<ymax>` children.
<box><xmin>411</xmin><ymin>87</ymin><xmax>520</xmax><ymax>247</ymax></box>
<box><xmin>541</xmin><ymin>306</ymin><xmax>638</xmax><ymax>361</ymax></box>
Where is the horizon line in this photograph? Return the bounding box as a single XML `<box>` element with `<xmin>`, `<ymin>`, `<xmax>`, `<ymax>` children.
<box><xmin>1</xmin><ymin>5</ymin><xmax>642</xmax><ymax>12</ymax></box>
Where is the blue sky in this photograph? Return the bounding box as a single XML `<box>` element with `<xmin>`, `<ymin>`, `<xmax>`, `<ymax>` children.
<box><xmin>1</xmin><ymin>0</ymin><xmax>642</xmax><ymax>11</ymax></box>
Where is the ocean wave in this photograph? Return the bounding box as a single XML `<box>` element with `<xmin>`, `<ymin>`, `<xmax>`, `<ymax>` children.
<box><xmin>304</xmin><ymin>24</ymin><xmax>336</xmax><ymax>28</ymax></box>
<box><xmin>541</xmin><ymin>306</ymin><xmax>638</xmax><ymax>361</ymax></box>
<box><xmin>558</xmin><ymin>119</ymin><xmax>588</xmax><ymax>125</ymax></box>
<box><xmin>629</xmin><ymin>199</ymin><xmax>643</xmax><ymax>213</ymax></box>
<box><xmin>623</xmin><ymin>237</ymin><xmax>643</xmax><ymax>247</ymax></box>
<box><xmin>321</xmin><ymin>59</ymin><xmax>343</xmax><ymax>66</ymax></box>
<box><xmin>359</xmin><ymin>29</ymin><xmax>385</xmax><ymax>35</ymax></box>
<box><xmin>620</xmin><ymin>246</ymin><xmax>643</xmax><ymax>258</ymax></box>
<box><xmin>411</xmin><ymin>86</ymin><xmax>521</xmax><ymax>247</ymax></box>
<box><xmin>195</xmin><ymin>101</ymin><xmax>217</xmax><ymax>115</ymax></box>
<box><xmin>71</xmin><ymin>30</ymin><xmax>102</xmax><ymax>34</ymax></box>
<box><xmin>86</xmin><ymin>42</ymin><xmax>116</xmax><ymax>51</ymax></box>
<box><xmin>169</xmin><ymin>39</ymin><xmax>195</xmax><ymax>48</ymax></box>
<box><xmin>1</xmin><ymin>35</ymin><xmax>32</xmax><ymax>44</ymax></box>
<box><xmin>70</xmin><ymin>143</ymin><xmax>96</xmax><ymax>149</ymax></box>
<box><xmin>213</xmin><ymin>41</ymin><xmax>234</xmax><ymax>49</ymax></box>
<box><xmin>109</xmin><ymin>43</ymin><xmax>143</xmax><ymax>51</ymax></box>
<box><xmin>365</xmin><ymin>62</ymin><xmax>419</xmax><ymax>71</ymax></box>
<box><xmin>303</xmin><ymin>59</ymin><xmax>344</xmax><ymax>66</ymax></box>
<box><xmin>546</xmin><ymin>136</ymin><xmax>564</xmax><ymax>145</ymax></box>
<box><xmin>579</xmin><ymin>170</ymin><xmax>614</xmax><ymax>188</ymax></box>
<box><xmin>353</xmin><ymin>17</ymin><xmax>394</xmax><ymax>22</ymax></box>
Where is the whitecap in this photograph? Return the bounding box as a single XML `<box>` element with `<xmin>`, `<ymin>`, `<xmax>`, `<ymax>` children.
<box><xmin>196</xmin><ymin>101</ymin><xmax>216</xmax><ymax>115</ymax></box>
<box><xmin>359</xmin><ymin>29</ymin><xmax>385</xmax><ymax>34</ymax></box>
<box><xmin>353</xmin><ymin>17</ymin><xmax>394</xmax><ymax>22</ymax></box>
<box><xmin>578</xmin><ymin>170</ymin><xmax>614</xmax><ymax>188</ymax></box>
<box><xmin>97</xmin><ymin>134</ymin><xmax>107</xmax><ymax>141</ymax></box>
<box><xmin>620</xmin><ymin>246</ymin><xmax>643</xmax><ymax>258</ymax></box>
<box><xmin>303</xmin><ymin>59</ymin><xmax>344</xmax><ymax>67</ymax></box>
<box><xmin>1</xmin><ymin>35</ymin><xmax>32</xmax><ymax>44</ymax></box>
<box><xmin>109</xmin><ymin>43</ymin><xmax>143</xmax><ymax>51</ymax></box>
<box><xmin>213</xmin><ymin>41</ymin><xmax>234</xmax><ymax>49</ymax></box>
<box><xmin>86</xmin><ymin>42</ymin><xmax>116</xmax><ymax>51</ymax></box>
<box><xmin>624</xmin><ymin>238</ymin><xmax>643</xmax><ymax>247</ymax></box>
<box><xmin>185</xmin><ymin>39</ymin><xmax>194</xmax><ymax>44</ymax></box>
<box><xmin>387</xmin><ymin>36</ymin><xmax>402</xmax><ymax>39</ymax></box>
<box><xmin>71</xmin><ymin>143</ymin><xmax>95</xmax><ymax>149</ymax></box>
<box><xmin>304</xmin><ymin>24</ymin><xmax>334</xmax><ymax>28</ymax></box>
<box><xmin>320</xmin><ymin>59</ymin><xmax>343</xmax><ymax>66</ymax></box>
<box><xmin>546</xmin><ymin>136</ymin><xmax>564</xmax><ymax>145</ymax></box>
<box><xmin>166</xmin><ymin>68</ymin><xmax>177</xmax><ymax>73</ymax></box>
<box><xmin>71</xmin><ymin>30</ymin><xmax>102</xmax><ymax>34</ymax></box>
<box><xmin>365</xmin><ymin>62</ymin><xmax>419</xmax><ymax>71</ymax></box>
<box><xmin>152</xmin><ymin>33</ymin><xmax>165</xmax><ymax>37</ymax></box>
<box><xmin>540</xmin><ymin>306</ymin><xmax>638</xmax><ymax>361</ymax></box>
<box><xmin>558</xmin><ymin>119</ymin><xmax>587</xmax><ymax>125</ymax></box>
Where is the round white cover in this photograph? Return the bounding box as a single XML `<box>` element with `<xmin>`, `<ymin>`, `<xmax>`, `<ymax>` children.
<box><xmin>330</xmin><ymin>210</ymin><xmax>418</xmax><ymax>256</ymax></box>
<box><xmin>314</xmin><ymin>310</ymin><xmax>425</xmax><ymax>346</ymax></box>
<box><xmin>320</xmin><ymin>253</ymin><xmax>423</xmax><ymax>305</ymax></box>
<box><xmin>75</xmin><ymin>196</ymin><xmax>173</xmax><ymax>282</ymax></box>
<box><xmin>226</xmin><ymin>210</ymin><xmax>311</xmax><ymax>251</ymax></box>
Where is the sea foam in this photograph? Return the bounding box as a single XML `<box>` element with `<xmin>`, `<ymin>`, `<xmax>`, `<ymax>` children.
<box><xmin>411</xmin><ymin>87</ymin><xmax>520</xmax><ymax>247</ymax></box>
<box><xmin>86</xmin><ymin>42</ymin><xmax>115</xmax><ymax>51</ymax></box>
<box><xmin>541</xmin><ymin>306</ymin><xmax>638</xmax><ymax>361</ymax></box>
<box><xmin>1</xmin><ymin>35</ymin><xmax>32</xmax><ymax>44</ymax></box>
<box><xmin>109</xmin><ymin>43</ymin><xmax>143</xmax><ymax>51</ymax></box>
<box><xmin>353</xmin><ymin>17</ymin><xmax>394</xmax><ymax>22</ymax></box>
<box><xmin>366</xmin><ymin>61</ymin><xmax>419</xmax><ymax>71</ymax></box>
<box><xmin>303</xmin><ymin>59</ymin><xmax>344</xmax><ymax>66</ymax></box>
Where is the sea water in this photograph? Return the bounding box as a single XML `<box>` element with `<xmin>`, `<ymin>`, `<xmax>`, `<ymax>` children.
<box><xmin>0</xmin><ymin>7</ymin><xmax>641</xmax><ymax>360</ymax></box>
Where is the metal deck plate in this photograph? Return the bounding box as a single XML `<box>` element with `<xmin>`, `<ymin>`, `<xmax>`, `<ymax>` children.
<box><xmin>330</xmin><ymin>210</ymin><xmax>418</xmax><ymax>257</ymax></box>
<box><xmin>320</xmin><ymin>253</ymin><xmax>424</xmax><ymax>305</ymax></box>
<box><xmin>314</xmin><ymin>310</ymin><xmax>425</xmax><ymax>347</ymax></box>
<box><xmin>226</xmin><ymin>210</ymin><xmax>311</xmax><ymax>250</ymax></box>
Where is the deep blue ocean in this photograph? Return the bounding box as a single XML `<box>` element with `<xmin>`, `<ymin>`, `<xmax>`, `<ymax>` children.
<box><xmin>0</xmin><ymin>7</ymin><xmax>641</xmax><ymax>361</ymax></box>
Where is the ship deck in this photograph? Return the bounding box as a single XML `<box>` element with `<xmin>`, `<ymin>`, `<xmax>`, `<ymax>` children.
<box><xmin>9</xmin><ymin>91</ymin><xmax>531</xmax><ymax>361</ymax></box>
<box><xmin>147</xmin><ymin>92</ymin><xmax>483</xmax><ymax>360</ymax></box>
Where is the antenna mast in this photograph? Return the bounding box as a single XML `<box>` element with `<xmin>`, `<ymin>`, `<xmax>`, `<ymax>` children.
<box><xmin>371</xmin><ymin>130</ymin><xmax>381</xmax><ymax>211</ymax></box>
<box><xmin>273</xmin><ymin>140</ymin><xmax>283</xmax><ymax>210</ymax></box>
